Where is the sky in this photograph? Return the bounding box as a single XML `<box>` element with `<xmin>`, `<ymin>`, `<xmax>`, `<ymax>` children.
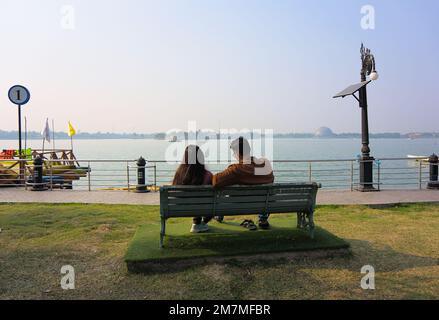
<box><xmin>0</xmin><ymin>0</ymin><xmax>438</xmax><ymax>134</ymax></box>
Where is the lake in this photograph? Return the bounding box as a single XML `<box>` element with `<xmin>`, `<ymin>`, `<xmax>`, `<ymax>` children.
<box><xmin>1</xmin><ymin>138</ymin><xmax>438</xmax><ymax>160</ymax></box>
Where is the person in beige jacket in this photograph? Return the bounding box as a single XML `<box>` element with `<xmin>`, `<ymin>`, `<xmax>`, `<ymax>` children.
<box><xmin>212</xmin><ymin>137</ymin><xmax>274</xmax><ymax>229</ymax></box>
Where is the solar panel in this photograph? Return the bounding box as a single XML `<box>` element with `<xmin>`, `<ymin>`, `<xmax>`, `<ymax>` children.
<box><xmin>333</xmin><ymin>80</ymin><xmax>371</xmax><ymax>98</ymax></box>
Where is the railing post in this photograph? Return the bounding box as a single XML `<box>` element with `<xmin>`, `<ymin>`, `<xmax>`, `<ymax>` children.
<box><xmin>419</xmin><ymin>161</ymin><xmax>422</xmax><ymax>190</ymax></box>
<box><xmin>50</xmin><ymin>162</ymin><xmax>53</xmax><ymax>191</ymax></box>
<box><xmin>308</xmin><ymin>162</ymin><xmax>312</xmax><ymax>183</ymax></box>
<box><xmin>154</xmin><ymin>164</ymin><xmax>157</xmax><ymax>191</ymax></box>
<box><xmin>127</xmin><ymin>162</ymin><xmax>130</xmax><ymax>192</ymax></box>
<box><xmin>135</xmin><ymin>157</ymin><xmax>149</xmax><ymax>193</ymax></box>
<box><xmin>88</xmin><ymin>161</ymin><xmax>91</xmax><ymax>191</ymax></box>
<box><xmin>24</xmin><ymin>163</ymin><xmax>28</xmax><ymax>191</ymax></box>
<box><xmin>427</xmin><ymin>154</ymin><xmax>439</xmax><ymax>189</ymax></box>
<box><xmin>31</xmin><ymin>156</ymin><xmax>46</xmax><ymax>191</ymax></box>
<box><xmin>377</xmin><ymin>161</ymin><xmax>381</xmax><ymax>191</ymax></box>
<box><xmin>350</xmin><ymin>161</ymin><xmax>354</xmax><ymax>191</ymax></box>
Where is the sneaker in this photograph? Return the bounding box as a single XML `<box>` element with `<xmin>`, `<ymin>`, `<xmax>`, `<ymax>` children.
<box><xmin>214</xmin><ymin>216</ymin><xmax>224</xmax><ymax>223</ymax></box>
<box><xmin>190</xmin><ymin>222</ymin><xmax>209</xmax><ymax>233</ymax></box>
<box><xmin>199</xmin><ymin>222</ymin><xmax>209</xmax><ymax>232</ymax></box>
<box><xmin>258</xmin><ymin>219</ymin><xmax>270</xmax><ymax>230</ymax></box>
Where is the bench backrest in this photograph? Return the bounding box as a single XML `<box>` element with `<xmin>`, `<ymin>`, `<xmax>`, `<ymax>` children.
<box><xmin>160</xmin><ymin>183</ymin><xmax>319</xmax><ymax>218</ymax></box>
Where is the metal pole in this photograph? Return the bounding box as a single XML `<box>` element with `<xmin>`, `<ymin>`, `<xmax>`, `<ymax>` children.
<box><xmin>24</xmin><ymin>164</ymin><xmax>28</xmax><ymax>190</ymax></box>
<box><xmin>88</xmin><ymin>161</ymin><xmax>91</xmax><ymax>191</ymax></box>
<box><xmin>419</xmin><ymin>161</ymin><xmax>422</xmax><ymax>190</ymax></box>
<box><xmin>52</xmin><ymin>119</ymin><xmax>56</xmax><ymax>151</ymax></box>
<box><xmin>308</xmin><ymin>162</ymin><xmax>312</xmax><ymax>183</ymax></box>
<box><xmin>18</xmin><ymin>105</ymin><xmax>23</xmax><ymax>182</ymax></box>
<box><xmin>24</xmin><ymin>116</ymin><xmax>27</xmax><ymax>154</ymax></box>
<box><xmin>350</xmin><ymin>161</ymin><xmax>354</xmax><ymax>191</ymax></box>
<box><xmin>154</xmin><ymin>164</ymin><xmax>157</xmax><ymax>191</ymax></box>
<box><xmin>50</xmin><ymin>163</ymin><xmax>53</xmax><ymax>191</ymax></box>
<box><xmin>18</xmin><ymin>105</ymin><xmax>22</xmax><ymax>158</ymax></box>
<box><xmin>359</xmin><ymin>76</ymin><xmax>373</xmax><ymax>191</ymax></box>
<box><xmin>377</xmin><ymin>161</ymin><xmax>381</xmax><ymax>191</ymax></box>
<box><xmin>127</xmin><ymin>162</ymin><xmax>130</xmax><ymax>192</ymax></box>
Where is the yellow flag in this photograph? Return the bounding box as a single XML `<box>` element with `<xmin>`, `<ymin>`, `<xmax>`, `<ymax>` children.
<box><xmin>68</xmin><ymin>121</ymin><xmax>76</xmax><ymax>137</ymax></box>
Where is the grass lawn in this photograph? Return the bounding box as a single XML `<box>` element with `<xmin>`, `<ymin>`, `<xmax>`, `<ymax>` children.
<box><xmin>1</xmin><ymin>202</ymin><xmax>439</xmax><ymax>299</ymax></box>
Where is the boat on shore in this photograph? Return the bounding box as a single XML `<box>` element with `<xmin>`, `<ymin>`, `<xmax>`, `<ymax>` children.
<box><xmin>0</xmin><ymin>148</ymin><xmax>88</xmax><ymax>188</ymax></box>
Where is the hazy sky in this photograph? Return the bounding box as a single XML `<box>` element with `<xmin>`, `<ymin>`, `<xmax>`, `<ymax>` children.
<box><xmin>1</xmin><ymin>0</ymin><xmax>438</xmax><ymax>134</ymax></box>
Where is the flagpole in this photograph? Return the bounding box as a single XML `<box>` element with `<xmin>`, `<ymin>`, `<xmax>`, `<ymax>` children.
<box><xmin>52</xmin><ymin>119</ymin><xmax>56</xmax><ymax>152</ymax></box>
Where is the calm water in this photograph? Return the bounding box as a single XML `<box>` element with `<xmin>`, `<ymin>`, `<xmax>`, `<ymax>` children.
<box><xmin>2</xmin><ymin>138</ymin><xmax>438</xmax><ymax>160</ymax></box>
<box><xmin>2</xmin><ymin>138</ymin><xmax>438</xmax><ymax>189</ymax></box>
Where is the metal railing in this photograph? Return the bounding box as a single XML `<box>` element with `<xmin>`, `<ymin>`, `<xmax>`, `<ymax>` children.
<box><xmin>0</xmin><ymin>157</ymin><xmax>436</xmax><ymax>191</ymax></box>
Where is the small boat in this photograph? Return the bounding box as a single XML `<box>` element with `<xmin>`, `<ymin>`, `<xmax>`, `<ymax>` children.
<box><xmin>407</xmin><ymin>155</ymin><xmax>428</xmax><ymax>162</ymax></box>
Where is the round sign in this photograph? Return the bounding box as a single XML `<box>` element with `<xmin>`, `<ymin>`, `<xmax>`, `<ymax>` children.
<box><xmin>8</xmin><ymin>85</ymin><xmax>30</xmax><ymax>105</ymax></box>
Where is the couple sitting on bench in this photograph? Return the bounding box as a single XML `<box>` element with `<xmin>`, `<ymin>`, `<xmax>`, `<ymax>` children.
<box><xmin>172</xmin><ymin>137</ymin><xmax>274</xmax><ymax>233</ymax></box>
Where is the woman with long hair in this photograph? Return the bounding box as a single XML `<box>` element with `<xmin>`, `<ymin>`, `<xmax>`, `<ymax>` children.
<box><xmin>172</xmin><ymin>145</ymin><xmax>213</xmax><ymax>233</ymax></box>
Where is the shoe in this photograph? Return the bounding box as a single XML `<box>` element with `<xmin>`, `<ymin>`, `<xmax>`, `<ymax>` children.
<box><xmin>240</xmin><ymin>219</ymin><xmax>257</xmax><ymax>231</ymax></box>
<box><xmin>258</xmin><ymin>219</ymin><xmax>270</xmax><ymax>230</ymax></box>
<box><xmin>190</xmin><ymin>222</ymin><xmax>209</xmax><ymax>233</ymax></box>
<box><xmin>214</xmin><ymin>216</ymin><xmax>224</xmax><ymax>223</ymax></box>
<box><xmin>200</xmin><ymin>222</ymin><xmax>209</xmax><ymax>232</ymax></box>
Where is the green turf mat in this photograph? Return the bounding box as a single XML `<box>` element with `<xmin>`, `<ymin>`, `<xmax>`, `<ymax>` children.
<box><xmin>125</xmin><ymin>216</ymin><xmax>349</xmax><ymax>263</ymax></box>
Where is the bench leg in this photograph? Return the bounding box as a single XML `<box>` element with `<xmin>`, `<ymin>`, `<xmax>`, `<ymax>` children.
<box><xmin>297</xmin><ymin>212</ymin><xmax>315</xmax><ymax>239</ymax></box>
<box><xmin>307</xmin><ymin>210</ymin><xmax>315</xmax><ymax>239</ymax></box>
<box><xmin>297</xmin><ymin>212</ymin><xmax>305</xmax><ymax>229</ymax></box>
<box><xmin>160</xmin><ymin>217</ymin><xmax>166</xmax><ymax>249</ymax></box>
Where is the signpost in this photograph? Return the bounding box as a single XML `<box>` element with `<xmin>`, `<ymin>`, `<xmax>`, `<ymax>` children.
<box><xmin>8</xmin><ymin>85</ymin><xmax>31</xmax><ymax>181</ymax></box>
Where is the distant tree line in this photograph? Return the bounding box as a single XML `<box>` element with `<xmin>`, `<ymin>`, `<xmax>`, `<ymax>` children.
<box><xmin>0</xmin><ymin>130</ymin><xmax>438</xmax><ymax>140</ymax></box>
<box><xmin>0</xmin><ymin>130</ymin><xmax>157</xmax><ymax>140</ymax></box>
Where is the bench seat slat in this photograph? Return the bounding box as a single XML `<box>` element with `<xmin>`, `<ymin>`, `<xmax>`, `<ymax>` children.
<box><xmin>219</xmin><ymin>189</ymin><xmax>270</xmax><ymax>196</ymax></box>
<box><xmin>215</xmin><ymin>194</ymin><xmax>311</xmax><ymax>203</ymax></box>
<box><xmin>168</xmin><ymin>197</ymin><xmax>215</xmax><ymax>205</ymax></box>
<box><xmin>217</xmin><ymin>195</ymin><xmax>268</xmax><ymax>203</ymax></box>
<box><xmin>167</xmin><ymin>191</ymin><xmax>214</xmax><ymax>198</ymax></box>
<box><xmin>268</xmin><ymin>194</ymin><xmax>312</xmax><ymax>201</ymax></box>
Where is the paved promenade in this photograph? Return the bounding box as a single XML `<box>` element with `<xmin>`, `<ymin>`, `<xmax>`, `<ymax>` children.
<box><xmin>0</xmin><ymin>188</ymin><xmax>439</xmax><ymax>206</ymax></box>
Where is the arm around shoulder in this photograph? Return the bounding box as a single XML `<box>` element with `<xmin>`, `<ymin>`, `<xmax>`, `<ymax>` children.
<box><xmin>212</xmin><ymin>165</ymin><xmax>238</xmax><ymax>188</ymax></box>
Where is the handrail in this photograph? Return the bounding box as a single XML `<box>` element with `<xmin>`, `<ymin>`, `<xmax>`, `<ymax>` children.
<box><xmin>1</xmin><ymin>156</ymin><xmax>437</xmax><ymax>191</ymax></box>
<box><xmin>0</xmin><ymin>156</ymin><xmax>431</xmax><ymax>163</ymax></box>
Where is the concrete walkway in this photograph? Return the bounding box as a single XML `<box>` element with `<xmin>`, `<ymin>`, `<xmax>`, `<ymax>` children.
<box><xmin>1</xmin><ymin>188</ymin><xmax>439</xmax><ymax>206</ymax></box>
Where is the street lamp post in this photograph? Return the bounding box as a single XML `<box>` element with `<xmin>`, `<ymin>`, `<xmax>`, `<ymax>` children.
<box><xmin>358</xmin><ymin>44</ymin><xmax>378</xmax><ymax>191</ymax></box>
<box><xmin>333</xmin><ymin>44</ymin><xmax>379</xmax><ymax>191</ymax></box>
